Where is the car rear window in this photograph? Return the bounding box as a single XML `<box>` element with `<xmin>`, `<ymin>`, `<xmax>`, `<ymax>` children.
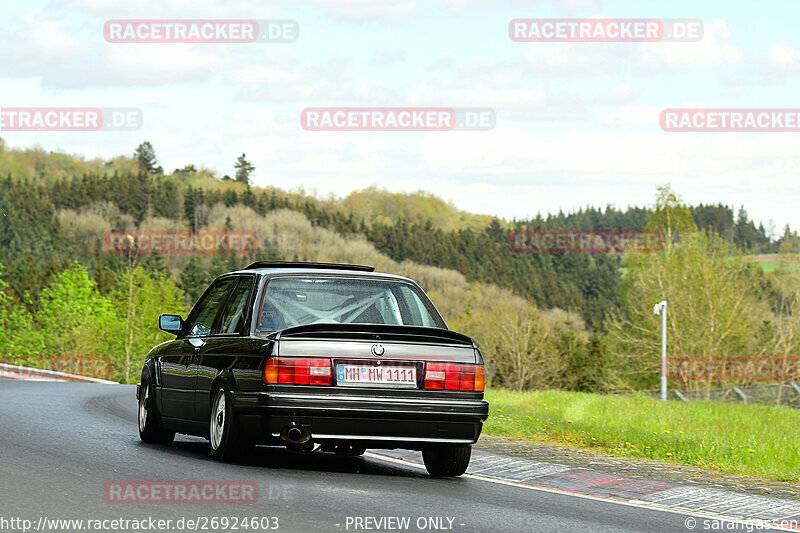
<box><xmin>257</xmin><ymin>276</ymin><xmax>441</xmax><ymax>331</ymax></box>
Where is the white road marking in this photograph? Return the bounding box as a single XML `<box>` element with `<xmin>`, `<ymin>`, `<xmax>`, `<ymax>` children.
<box><xmin>366</xmin><ymin>452</ymin><xmax>797</xmax><ymax>532</ymax></box>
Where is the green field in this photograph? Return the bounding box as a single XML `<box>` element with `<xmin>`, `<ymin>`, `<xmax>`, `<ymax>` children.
<box><xmin>745</xmin><ymin>254</ymin><xmax>800</xmax><ymax>273</ymax></box>
<box><xmin>483</xmin><ymin>389</ymin><xmax>800</xmax><ymax>482</ymax></box>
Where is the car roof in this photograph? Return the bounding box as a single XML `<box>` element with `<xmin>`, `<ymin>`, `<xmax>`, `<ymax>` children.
<box><xmin>245</xmin><ymin>261</ymin><xmax>375</xmax><ymax>272</ymax></box>
<box><xmin>226</xmin><ymin>265</ymin><xmax>414</xmax><ymax>283</ymax></box>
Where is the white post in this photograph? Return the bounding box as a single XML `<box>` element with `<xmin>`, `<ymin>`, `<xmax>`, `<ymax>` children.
<box><xmin>653</xmin><ymin>301</ymin><xmax>667</xmax><ymax>401</ymax></box>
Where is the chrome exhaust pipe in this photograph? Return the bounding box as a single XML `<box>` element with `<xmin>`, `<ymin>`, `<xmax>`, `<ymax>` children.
<box><xmin>280</xmin><ymin>423</ymin><xmax>312</xmax><ymax>445</ymax></box>
<box><xmin>287</xmin><ymin>427</ymin><xmax>303</xmax><ymax>442</ymax></box>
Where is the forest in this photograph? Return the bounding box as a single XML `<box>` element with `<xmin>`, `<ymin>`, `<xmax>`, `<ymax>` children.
<box><xmin>1</xmin><ymin>139</ymin><xmax>798</xmax><ymax>391</ymax></box>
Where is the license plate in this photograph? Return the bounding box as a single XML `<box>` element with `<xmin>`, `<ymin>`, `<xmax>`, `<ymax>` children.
<box><xmin>335</xmin><ymin>363</ymin><xmax>417</xmax><ymax>387</ymax></box>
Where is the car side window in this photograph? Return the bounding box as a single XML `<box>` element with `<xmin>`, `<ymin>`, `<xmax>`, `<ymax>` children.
<box><xmin>217</xmin><ymin>277</ymin><xmax>254</xmax><ymax>335</ymax></box>
<box><xmin>395</xmin><ymin>285</ymin><xmax>439</xmax><ymax>328</ymax></box>
<box><xmin>187</xmin><ymin>278</ymin><xmax>236</xmax><ymax>337</ymax></box>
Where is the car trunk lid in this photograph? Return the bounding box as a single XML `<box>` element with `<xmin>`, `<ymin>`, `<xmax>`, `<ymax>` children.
<box><xmin>274</xmin><ymin>324</ymin><xmax>476</xmax><ymax>364</ymax></box>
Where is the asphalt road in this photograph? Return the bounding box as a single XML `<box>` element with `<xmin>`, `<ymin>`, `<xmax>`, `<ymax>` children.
<box><xmin>0</xmin><ymin>382</ymin><xmax>773</xmax><ymax>533</ymax></box>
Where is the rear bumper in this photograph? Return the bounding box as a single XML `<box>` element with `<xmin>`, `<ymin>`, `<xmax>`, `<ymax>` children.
<box><xmin>232</xmin><ymin>391</ymin><xmax>489</xmax><ymax>447</ymax></box>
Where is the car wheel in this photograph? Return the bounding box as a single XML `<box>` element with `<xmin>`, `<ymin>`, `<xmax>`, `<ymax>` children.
<box><xmin>209</xmin><ymin>385</ymin><xmax>251</xmax><ymax>461</ymax></box>
<box><xmin>422</xmin><ymin>445</ymin><xmax>471</xmax><ymax>477</ymax></box>
<box><xmin>138</xmin><ymin>380</ymin><xmax>175</xmax><ymax>444</ymax></box>
<box><xmin>334</xmin><ymin>443</ymin><xmax>366</xmax><ymax>456</ymax></box>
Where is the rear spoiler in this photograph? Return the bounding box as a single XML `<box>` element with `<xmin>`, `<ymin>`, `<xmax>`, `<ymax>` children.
<box><xmin>275</xmin><ymin>323</ymin><xmax>475</xmax><ymax>347</ymax></box>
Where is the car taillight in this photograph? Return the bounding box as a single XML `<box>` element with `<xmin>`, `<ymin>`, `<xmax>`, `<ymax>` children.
<box><xmin>423</xmin><ymin>363</ymin><xmax>485</xmax><ymax>392</ymax></box>
<box><xmin>263</xmin><ymin>358</ymin><xmax>332</xmax><ymax>386</ymax></box>
<box><xmin>474</xmin><ymin>366</ymin><xmax>485</xmax><ymax>391</ymax></box>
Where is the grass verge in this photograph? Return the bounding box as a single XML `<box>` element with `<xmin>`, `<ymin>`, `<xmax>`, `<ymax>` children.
<box><xmin>483</xmin><ymin>388</ymin><xmax>800</xmax><ymax>482</ymax></box>
<box><xmin>743</xmin><ymin>254</ymin><xmax>800</xmax><ymax>273</ymax></box>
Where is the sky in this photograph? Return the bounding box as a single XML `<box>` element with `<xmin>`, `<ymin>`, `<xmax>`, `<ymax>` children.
<box><xmin>1</xmin><ymin>0</ymin><xmax>799</xmax><ymax>234</ymax></box>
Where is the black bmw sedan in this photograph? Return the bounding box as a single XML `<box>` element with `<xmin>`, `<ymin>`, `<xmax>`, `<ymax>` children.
<box><xmin>137</xmin><ymin>261</ymin><xmax>489</xmax><ymax>477</ymax></box>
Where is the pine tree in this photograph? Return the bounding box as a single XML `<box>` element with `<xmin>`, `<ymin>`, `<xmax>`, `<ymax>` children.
<box><xmin>234</xmin><ymin>153</ymin><xmax>255</xmax><ymax>186</ymax></box>
<box><xmin>134</xmin><ymin>141</ymin><xmax>158</xmax><ymax>174</ymax></box>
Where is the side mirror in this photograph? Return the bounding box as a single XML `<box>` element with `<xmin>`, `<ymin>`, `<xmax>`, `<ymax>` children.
<box><xmin>159</xmin><ymin>314</ymin><xmax>183</xmax><ymax>335</ymax></box>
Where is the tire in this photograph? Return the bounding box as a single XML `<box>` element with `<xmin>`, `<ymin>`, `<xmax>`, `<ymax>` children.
<box><xmin>422</xmin><ymin>445</ymin><xmax>471</xmax><ymax>477</ymax></box>
<box><xmin>138</xmin><ymin>379</ymin><xmax>175</xmax><ymax>445</ymax></box>
<box><xmin>334</xmin><ymin>443</ymin><xmax>366</xmax><ymax>457</ymax></box>
<box><xmin>209</xmin><ymin>385</ymin><xmax>252</xmax><ymax>461</ymax></box>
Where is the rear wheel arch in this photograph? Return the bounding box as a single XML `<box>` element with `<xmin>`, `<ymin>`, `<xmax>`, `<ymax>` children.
<box><xmin>208</xmin><ymin>370</ymin><xmax>237</xmax><ymax>411</ymax></box>
<box><xmin>208</xmin><ymin>382</ymin><xmax>252</xmax><ymax>461</ymax></box>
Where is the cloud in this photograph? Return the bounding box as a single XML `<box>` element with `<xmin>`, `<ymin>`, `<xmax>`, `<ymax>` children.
<box><xmin>303</xmin><ymin>0</ymin><xmax>416</xmax><ymax>21</ymax></box>
<box><xmin>602</xmin><ymin>105</ymin><xmax>662</xmax><ymax>127</ymax></box>
<box><xmin>370</xmin><ymin>49</ymin><xmax>406</xmax><ymax>66</ymax></box>
<box><xmin>440</xmin><ymin>0</ymin><xmax>533</xmax><ymax>14</ymax></box>
<box><xmin>404</xmin><ymin>58</ymin><xmax>579</xmax><ymax>114</ymax></box>
<box><xmin>635</xmin><ymin>20</ymin><xmax>742</xmax><ymax>72</ymax></box>
<box><xmin>592</xmin><ymin>83</ymin><xmax>636</xmax><ymax>105</ymax></box>
<box><xmin>228</xmin><ymin>61</ymin><xmax>376</xmax><ymax>103</ymax></box>
<box><xmin>524</xmin><ymin>43</ymin><xmax>633</xmax><ymax>78</ymax></box>
<box><xmin>756</xmin><ymin>43</ymin><xmax>800</xmax><ymax>83</ymax></box>
<box><xmin>0</xmin><ymin>11</ymin><xmax>225</xmax><ymax>88</ymax></box>
<box><xmin>522</xmin><ymin>20</ymin><xmax>743</xmax><ymax>78</ymax></box>
<box><xmin>425</xmin><ymin>56</ymin><xmax>453</xmax><ymax>71</ymax></box>
<box><xmin>50</xmin><ymin>0</ymin><xmax>284</xmax><ymax>17</ymax></box>
<box><xmin>52</xmin><ymin>0</ymin><xmax>410</xmax><ymax>22</ymax></box>
<box><xmin>440</xmin><ymin>0</ymin><xmax>617</xmax><ymax>15</ymax></box>
<box><xmin>100</xmin><ymin>46</ymin><xmax>220</xmax><ymax>86</ymax></box>
<box><xmin>0</xmin><ymin>13</ymin><xmax>92</xmax><ymax>78</ymax></box>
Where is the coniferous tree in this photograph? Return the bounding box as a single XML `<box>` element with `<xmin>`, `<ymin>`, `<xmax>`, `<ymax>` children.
<box><xmin>234</xmin><ymin>153</ymin><xmax>255</xmax><ymax>186</ymax></box>
<box><xmin>134</xmin><ymin>141</ymin><xmax>159</xmax><ymax>174</ymax></box>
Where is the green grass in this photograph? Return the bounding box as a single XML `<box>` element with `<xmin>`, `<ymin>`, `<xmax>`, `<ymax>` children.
<box><xmin>757</xmin><ymin>262</ymin><xmax>800</xmax><ymax>273</ymax></box>
<box><xmin>744</xmin><ymin>254</ymin><xmax>800</xmax><ymax>273</ymax></box>
<box><xmin>483</xmin><ymin>389</ymin><xmax>800</xmax><ymax>482</ymax></box>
